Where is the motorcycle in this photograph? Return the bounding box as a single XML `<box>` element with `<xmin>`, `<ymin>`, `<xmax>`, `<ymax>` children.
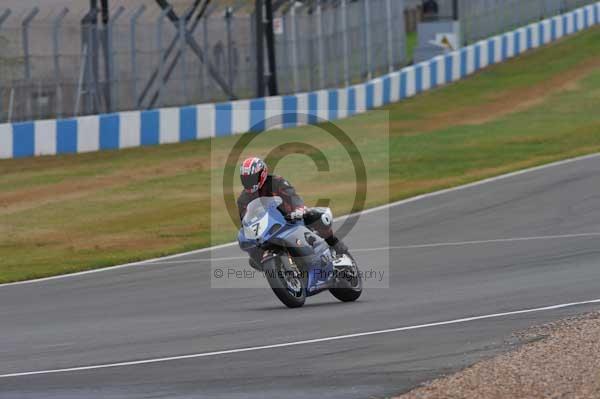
<box><xmin>238</xmin><ymin>196</ymin><xmax>362</xmax><ymax>308</ymax></box>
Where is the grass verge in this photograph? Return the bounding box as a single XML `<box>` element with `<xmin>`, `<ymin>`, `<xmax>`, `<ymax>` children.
<box><xmin>1</xmin><ymin>27</ymin><xmax>600</xmax><ymax>283</ymax></box>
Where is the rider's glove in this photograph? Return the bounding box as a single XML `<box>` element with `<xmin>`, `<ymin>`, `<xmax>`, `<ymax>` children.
<box><xmin>288</xmin><ymin>207</ymin><xmax>306</xmax><ymax>220</ymax></box>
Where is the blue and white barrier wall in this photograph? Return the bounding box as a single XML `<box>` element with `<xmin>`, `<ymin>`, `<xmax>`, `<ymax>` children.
<box><xmin>1</xmin><ymin>3</ymin><xmax>599</xmax><ymax>160</ymax></box>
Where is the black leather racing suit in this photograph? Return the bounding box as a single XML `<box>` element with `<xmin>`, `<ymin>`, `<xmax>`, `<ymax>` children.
<box><xmin>237</xmin><ymin>175</ymin><xmax>340</xmax><ymax>249</ymax></box>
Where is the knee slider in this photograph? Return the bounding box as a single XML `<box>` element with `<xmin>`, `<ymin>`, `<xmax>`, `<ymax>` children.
<box><xmin>320</xmin><ymin>208</ymin><xmax>333</xmax><ymax>226</ymax></box>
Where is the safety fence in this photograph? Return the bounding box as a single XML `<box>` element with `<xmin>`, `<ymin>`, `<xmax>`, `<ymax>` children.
<box><xmin>0</xmin><ymin>0</ymin><xmax>407</xmax><ymax>124</ymax></box>
<box><xmin>274</xmin><ymin>0</ymin><xmax>407</xmax><ymax>94</ymax></box>
<box><xmin>0</xmin><ymin>3</ymin><xmax>599</xmax><ymax>160</ymax></box>
<box><xmin>459</xmin><ymin>0</ymin><xmax>597</xmax><ymax>44</ymax></box>
<box><xmin>0</xmin><ymin>5</ymin><xmax>259</xmax><ymax>123</ymax></box>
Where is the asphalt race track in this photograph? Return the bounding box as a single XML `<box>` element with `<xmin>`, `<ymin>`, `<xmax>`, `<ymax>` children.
<box><xmin>3</xmin><ymin>154</ymin><xmax>600</xmax><ymax>398</ymax></box>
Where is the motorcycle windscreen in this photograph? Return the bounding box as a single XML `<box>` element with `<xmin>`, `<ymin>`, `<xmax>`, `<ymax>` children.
<box><xmin>242</xmin><ymin>196</ymin><xmax>283</xmax><ymax>226</ymax></box>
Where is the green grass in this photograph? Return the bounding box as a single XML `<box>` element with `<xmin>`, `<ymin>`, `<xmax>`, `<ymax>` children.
<box><xmin>1</xmin><ymin>27</ymin><xmax>600</xmax><ymax>283</ymax></box>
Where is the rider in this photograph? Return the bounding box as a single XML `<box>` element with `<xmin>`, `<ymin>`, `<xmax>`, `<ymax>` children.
<box><xmin>237</xmin><ymin>157</ymin><xmax>348</xmax><ymax>258</ymax></box>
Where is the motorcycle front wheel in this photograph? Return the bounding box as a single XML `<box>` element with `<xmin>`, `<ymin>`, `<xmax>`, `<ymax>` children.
<box><xmin>263</xmin><ymin>257</ymin><xmax>306</xmax><ymax>308</ymax></box>
<box><xmin>330</xmin><ymin>253</ymin><xmax>362</xmax><ymax>302</ymax></box>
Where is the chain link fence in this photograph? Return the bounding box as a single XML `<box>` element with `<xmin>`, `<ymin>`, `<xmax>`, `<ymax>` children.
<box><xmin>0</xmin><ymin>1</ymin><xmax>407</xmax><ymax>124</ymax></box>
<box><xmin>1</xmin><ymin>1</ymin><xmax>596</xmax><ymax>124</ymax></box>
<box><xmin>460</xmin><ymin>0</ymin><xmax>597</xmax><ymax>44</ymax></box>
<box><xmin>0</xmin><ymin>5</ymin><xmax>258</xmax><ymax>123</ymax></box>
<box><xmin>276</xmin><ymin>0</ymin><xmax>407</xmax><ymax>93</ymax></box>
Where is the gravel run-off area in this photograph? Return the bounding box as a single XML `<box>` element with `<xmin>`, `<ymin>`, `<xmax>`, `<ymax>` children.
<box><xmin>396</xmin><ymin>312</ymin><xmax>600</xmax><ymax>399</ymax></box>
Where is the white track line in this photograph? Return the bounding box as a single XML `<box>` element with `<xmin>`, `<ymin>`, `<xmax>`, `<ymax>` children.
<box><xmin>146</xmin><ymin>232</ymin><xmax>600</xmax><ymax>265</ymax></box>
<box><xmin>0</xmin><ymin>241</ymin><xmax>237</xmax><ymax>288</ymax></box>
<box><xmin>355</xmin><ymin>232</ymin><xmax>600</xmax><ymax>252</ymax></box>
<box><xmin>2</xmin><ymin>298</ymin><xmax>600</xmax><ymax>379</ymax></box>
<box><xmin>2</xmin><ymin>152</ymin><xmax>599</xmax><ymax>288</ymax></box>
<box><xmin>335</xmin><ymin>153</ymin><xmax>600</xmax><ymax>221</ymax></box>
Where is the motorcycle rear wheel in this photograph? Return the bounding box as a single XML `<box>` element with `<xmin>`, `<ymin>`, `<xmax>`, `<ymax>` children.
<box><xmin>263</xmin><ymin>257</ymin><xmax>306</xmax><ymax>308</ymax></box>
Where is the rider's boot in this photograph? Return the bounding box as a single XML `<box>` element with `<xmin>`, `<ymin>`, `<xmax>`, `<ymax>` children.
<box><xmin>326</xmin><ymin>236</ymin><xmax>348</xmax><ymax>256</ymax></box>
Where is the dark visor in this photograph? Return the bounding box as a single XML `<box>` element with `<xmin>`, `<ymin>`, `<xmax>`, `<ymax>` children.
<box><xmin>241</xmin><ymin>173</ymin><xmax>260</xmax><ymax>189</ymax></box>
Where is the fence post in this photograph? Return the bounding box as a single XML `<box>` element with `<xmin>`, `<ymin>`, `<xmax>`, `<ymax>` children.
<box><xmin>156</xmin><ymin>6</ymin><xmax>172</xmax><ymax>108</ymax></box>
<box><xmin>543</xmin><ymin>0</ymin><xmax>549</xmax><ymax>19</ymax></box>
<box><xmin>0</xmin><ymin>9</ymin><xmax>10</xmax><ymax>30</ymax></box>
<box><xmin>332</xmin><ymin>8</ymin><xmax>341</xmax><ymax>87</ymax></box>
<box><xmin>538</xmin><ymin>0</ymin><xmax>544</xmax><ymax>20</ymax></box>
<box><xmin>399</xmin><ymin>0</ymin><xmax>407</xmax><ymax>63</ymax></box>
<box><xmin>81</xmin><ymin>8</ymin><xmax>102</xmax><ymax>115</ymax></box>
<box><xmin>74</xmin><ymin>44</ymin><xmax>88</xmax><ymax>116</ymax></box>
<box><xmin>0</xmin><ymin>9</ymin><xmax>12</xmax><ymax>122</ymax></box>
<box><xmin>280</xmin><ymin>13</ymin><xmax>290</xmax><ymax>93</ymax></box>
<box><xmin>7</xmin><ymin>88</ymin><xmax>15</xmax><ymax>123</ymax></box>
<box><xmin>385</xmin><ymin>0</ymin><xmax>393</xmax><ymax>73</ymax></box>
<box><xmin>22</xmin><ymin>8</ymin><xmax>39</xmax><ymax>81</ymax></box>
<box><xmin>84</xmin><ymin>24</ymin><xmax>94</xmax><ymax>113</ymax></box>
<box><xmin>264</xmin><ymin>0</ymin><xmax>278</xmax><ymax>95</ymax></box>
<box><xmin>130</xmin><ymin>5</ymin><xmax>145</xmax><ymax>109</ymax></box>
<box><xmin>106</xmin><ymin>6</ymin><xmax>124</xmax><ymax>113</ymax></box>
<box><xmin>307</xmin><ymin>5</ymin><xmax>316</xmax><ymax>91</ymax></box>
<box><xmin>290</xmin><ymin>3</ymin><xmax>299</xmax><ymax>93</ymax></box>
<box><xmin>316</xmin><ymin>1</ymin><xmax>325</xmax><ymax>89</ymax></box>
<box><xmin>22</xmin><ymin>7</ymin><xmax>39</xmax><ymax>120</ymax></box>
<box><xmin>341</xmin><ymin>0</ymin><xmax>350</xmax><ymax>87</ymax></box>
<box><xmin>502</xmin><ymin>1</ymin><xmax>509</xmax><ymax>34</ymax></box>
<box><xmin>52</xmin><ymin>8</ymin><xmax>69</xmax><ymax>119</ymax></box>
<box><xmin>363</xmin><ymin>0</ymin><xmax>372</xmax><ymax>80</ymax></box>
<box><xmin>478</xmin><ymin>0</ymin><xmax>486</xmax><ymax>43</ymax></box>
<box><xmin>202</xmin><ymin>16</ymin><xmax>211</xmax><ymax>97</ymax></box>
<box><xmin>179</xmin><ymin>16</ymin><xmax>189</xmax><ymax>103</ymax></box>
<box><xmin>91</xmin><ymin>15</ymin><xmax>103</xmax><ymax>113</ymax></box>
<box><xmin>225</xmin><ymin>7</ymin><xmax>235</xmax><ymax>94</ymax></box>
